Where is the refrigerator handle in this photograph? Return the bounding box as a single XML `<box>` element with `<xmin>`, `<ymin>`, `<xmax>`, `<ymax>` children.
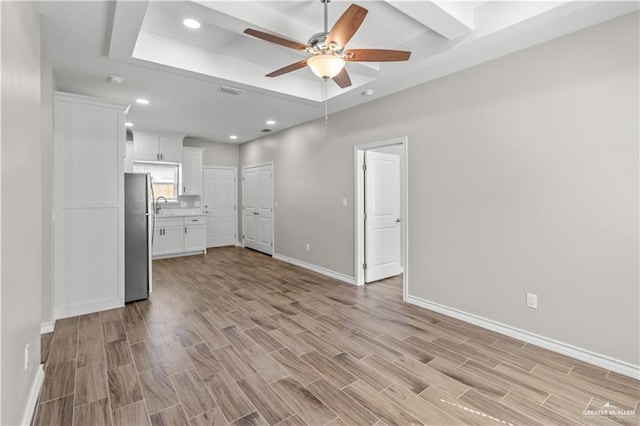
<box><xmin>148</xmin><ymin>174</ymin><xmax>156</xmax><ymax>246</ymax></box>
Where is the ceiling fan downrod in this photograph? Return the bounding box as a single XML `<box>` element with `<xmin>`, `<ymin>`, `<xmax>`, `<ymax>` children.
<box><xmin>322</xmin><ymin>0</ymin><xmax>329</xmax><ymax>34</ymax></box>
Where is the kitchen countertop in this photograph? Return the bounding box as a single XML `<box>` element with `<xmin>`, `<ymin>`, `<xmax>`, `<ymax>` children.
<box><xmin>156</xmin><ymin>209</ymin><xmax>205</xmax><ymax>218</ymax></box>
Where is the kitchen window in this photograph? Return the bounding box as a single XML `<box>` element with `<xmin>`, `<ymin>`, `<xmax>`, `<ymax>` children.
<box><xmin>132</xmin><ymin>162</ymin><xmax>179</xmax><ymax>201</ymax></box>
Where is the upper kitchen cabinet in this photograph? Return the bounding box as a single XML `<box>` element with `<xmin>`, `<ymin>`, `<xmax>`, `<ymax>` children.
<box><xmin>181</xmin><ymin>147</ymin><xmax>204</xmax><ymax>196</ymax></box>
<box><xmin>54</xmin><ymin>92</ymin><xmax>128</xmax><ymax>318</ymax></box>
<box><xmin>134</xmin><ymin>132</ymin><xmax>183</xmax><ymax>163</ymax></box>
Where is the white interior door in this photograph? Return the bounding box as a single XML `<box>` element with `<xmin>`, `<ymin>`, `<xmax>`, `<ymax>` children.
<box><xmin>203</xmin><ymin>168</ymin><xmax>236</xmax><ymax>247</ymax></box>
<box><xmin>243</xmin><ymin>167</ymin><xmax>258</xmax><ymax>250</ymax></box>
<box><xmin>243</xmin><ymin>164</ymin><xmax>273</xmax><ymax>255</ymax></box>
<box><xmin>365</xmin><ymin>151</ymin><xmax>401</xmax><ymax>282</ymax></box>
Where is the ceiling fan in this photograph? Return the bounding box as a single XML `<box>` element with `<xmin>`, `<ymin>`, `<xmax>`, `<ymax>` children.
<box><xmin>243</xmin><ymin>0</ymin><xmax>411</xmax><ymax>89</ymax></box>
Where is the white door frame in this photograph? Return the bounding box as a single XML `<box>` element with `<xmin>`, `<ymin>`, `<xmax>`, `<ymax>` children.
<box><xmin>354</xmin><ymin>137</ymin><xmax>409</xmax><ymax>299</ymax></box>
<box><xmin>202</xmin><ymin>166</ymin><xmax>238</xmax><ymax>246</ymax></box>
<box><xmin>241</xmin><ymin>161</ymin><xmax>275</xmax><ymax>254</ymax></box>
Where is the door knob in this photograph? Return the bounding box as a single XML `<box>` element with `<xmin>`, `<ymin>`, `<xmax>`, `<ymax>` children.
<box><xmin>396</xmin><ymin>218</ymin><xmax>401</xmax><ymax>223</ymax></box>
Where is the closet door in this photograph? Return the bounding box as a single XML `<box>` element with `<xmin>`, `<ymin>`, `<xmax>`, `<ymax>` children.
<box><xmin>242</xmin><ymin>164</ymin><xmax>273</xmax><ymax>255</ymax></box>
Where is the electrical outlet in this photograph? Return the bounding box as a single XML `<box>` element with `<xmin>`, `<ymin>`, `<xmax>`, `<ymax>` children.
<box><xmin>342</xmin><ymin>197</ymin><xmax>348</xmax><ymax>207</ymax></box>
<box><xmin>526</xmin><ymin>293</ymin><xmax>538</xmax><ymax>309</ymax></box>
<box><xmin>305</xmin><ymin>243</ymin><xmax>310</xmax><ymax>252</ymax></box>
<box><xmin>24</xmin><ymin>344</ymin><xmax>29</xmax><ymax>370</ymax></box>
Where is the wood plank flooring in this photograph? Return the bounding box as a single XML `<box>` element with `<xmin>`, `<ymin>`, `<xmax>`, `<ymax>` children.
<box><xmin>35</xmin><ymin>247</ymin><xmax>639</xmax><ymax>425</ymax></box>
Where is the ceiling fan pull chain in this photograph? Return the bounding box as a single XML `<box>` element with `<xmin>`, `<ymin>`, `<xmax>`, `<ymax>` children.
<box><xmin>324</xmin><ymin>78</ymin><xmax>329</xmax><ymax>125</ymax></box>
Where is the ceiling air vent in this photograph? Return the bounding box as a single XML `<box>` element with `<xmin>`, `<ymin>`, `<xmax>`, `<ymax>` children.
<box><xmin>218</xmin><ymin>85</ymin><xmax>245</xmax><ymax>96</ymax></box>
<box><xmin>261</xmin><ymin>129</ymin><xmax>272</xmax><ymax>133</ymax></box>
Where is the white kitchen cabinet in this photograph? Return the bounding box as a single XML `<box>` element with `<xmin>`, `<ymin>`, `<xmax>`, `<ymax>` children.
<box><xmin>134</xmin><ymin>132</ymin><xmax>183</xmax><ymax>163</ymax></box>
<box><xmin>153</xmin><ymin>215</ymin><xmax>206</xmax><ymax>258</ymax></box>
<box><xmin>162</xmin><ymin>226</ymin><xmax>184</xmax><ymax>254</ymax></box>
<box><xmin>160</xmin><ymin>137</ymin><xmax>184</xmax><ymax>163</ymax></box>
<box><xmin>54</xmin><ymin>92</ymin><xmax>128</xmax><ymax>318</ymax></box>
<box><xmin>154</xmin><ymin>217</ymin><xmax>184</xmax><ymax>256</ymax></box>
<box><xmin>181</xmin><ymin>147</ymin><xmax>204</xmax><ymax>195</ymax></box>
<box><xmin>152</xmin><ymin>226</ymin><xmax>163</xmax><ymax>257</ymax></box>
<box><xmin>124</xmin><ymin>143</ymin><xmax>134</xmax><ymax>172</ymax></box>
<box><xmin>184</xmin><ymin>216</ymin><xmax>206</xmax><ymax>252</ymax></box>
<box><xmin>133</xmin><ymin>133</ymin><xmax>160</xmax><ymax>161</ymax></box>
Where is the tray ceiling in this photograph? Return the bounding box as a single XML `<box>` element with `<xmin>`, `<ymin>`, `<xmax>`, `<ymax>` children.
<box><xmin>38</xmin><ymin>1</ymin><xmax>639</xmax><ymax>142</ymax></box>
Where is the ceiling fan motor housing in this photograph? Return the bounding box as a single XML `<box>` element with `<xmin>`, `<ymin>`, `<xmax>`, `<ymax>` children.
<box><xmin>308</xmin><ymin>32</ymin><xmax>343</xmax><ymax>55</ymax></box>
<box><xmin>308</xmin><ymin>32</ymin><xmax>328</xmax><ymax>51</ymax></box>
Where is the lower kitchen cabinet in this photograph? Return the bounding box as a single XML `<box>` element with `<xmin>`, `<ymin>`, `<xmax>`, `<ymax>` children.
<box><xmin>184</xmin><ymin>216</ymin><xmax>206</xmax><ymax>252</ymax></box>
<box><xmin>157</xmin><ymin>226</ymin><xmax>184</xmax><ymax>256</ymax></box>
<box><xmin>154</xmin><ymin>216</ymin><xmax>206</xmax><ymax>258</ymax></box>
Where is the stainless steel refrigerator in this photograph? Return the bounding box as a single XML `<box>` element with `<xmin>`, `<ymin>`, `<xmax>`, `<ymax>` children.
<box><xmin>125</xmin><ymin>173</ymin><xmax>153</xmax><ymax>302</ymax></box>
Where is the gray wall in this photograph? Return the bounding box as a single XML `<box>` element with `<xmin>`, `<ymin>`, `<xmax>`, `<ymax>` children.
<box><xmin>240</xmin><ymin>13</ymin><xmax>639</xmax><ymax>366</ymax></box>
<box><xmin>183</xmin><ymin>137</ymin><xmax>239</xmax><ymax>168</ymax></box>
<box><xmin>1</xmin><ymin>2</ymin><xmax>43</xmax><ymax>423</ymax></box>
<box><xmin>41</xmin><ymin>59</ymin><xmax>55</xmax><ymax>328</ymax></box>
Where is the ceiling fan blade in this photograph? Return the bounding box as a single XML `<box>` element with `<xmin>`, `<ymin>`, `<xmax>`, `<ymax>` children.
<box><xmin>244</xmin><ymin>28</ymin><xmax>308</xmax><ymax>51</ymax></box>
<box><xmin>327</xmin><ymin>4</ymin><xmax>368</xmax><ymax>49</ymax></box>
<box><xmin>333</xmin><ymin>68</ymin><xmax>352</xmax><ymax>88</ymax></box>
<box><xmin>266</xmin><ymin>59</ymin><xmax>309</xmax><ymax>78</ymax></box>
<box><xmin>345</xmin><ymin>49</ymin><xmax>411</xmax><ymax>62</ymax></box>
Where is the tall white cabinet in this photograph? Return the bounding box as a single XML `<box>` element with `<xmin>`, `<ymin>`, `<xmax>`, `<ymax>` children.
<box><xmin>54</xmin><ymin>92</ymin><xmax>129</xmax><ymax>318</ymax></box>
<box><xmin>181</xmin><ymin>147</ymin><xmax>204</xmax><ymax>195</ymax></box>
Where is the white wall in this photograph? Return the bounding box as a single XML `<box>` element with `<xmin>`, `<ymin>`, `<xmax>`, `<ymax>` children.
<box><xmin>1</xmin><ymin>2</ymin><xmax>44</xmax><ymax>424</ymax></box>
<box><xmin>183</xmin><ymin>137</ymin><xmax>239</xmax><ymax>168</ymax></box>
<box><xmin>41</xmin><ymin>59</ymin><xmax>55</xmax><ymax>331</ymax></box>
<box><xmin>240</xmin><ymin>13</ymin><xmax>639</xmax><ymax>368</ymax></box>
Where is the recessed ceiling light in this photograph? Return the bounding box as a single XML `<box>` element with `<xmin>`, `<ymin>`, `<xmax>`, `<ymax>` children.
<box><xmin>183</xmin><ymin>18</ymin><xmax>201</xmax><ymax>29</ymax></box>
<box><xmin>125</xmin><ymin>122</ymin><xmax>133</xmax><ymax>127</ymax></box>
<box><xmin>136</xmin><ymin>98</ymin><xmax>149</xmax><ymax>105</ymax></box>
<box><xmin>266</xmin><ymin>120</ymin><xmax>276</xmax><ymax>126</ymax></box>
<box><xmin>229</xmin><ymin>135</ymin><xmax>238</xmax><ymax>140</ymax></box>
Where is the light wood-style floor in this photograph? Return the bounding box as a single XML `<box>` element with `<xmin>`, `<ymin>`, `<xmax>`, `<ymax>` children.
<box><xmin>34</xmin><ymin>247</ymin><xmax>639</xmax><ymax>425</ymax></box>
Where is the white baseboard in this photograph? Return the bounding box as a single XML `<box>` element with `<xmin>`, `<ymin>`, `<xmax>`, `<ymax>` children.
<box><xmin>235</xmin><ymin>242</ymin><xmax>244</xmax><ymax>248</ymax></box>
<box><xmin>40</xmin><ymin>320</ymin><xmax>55</xmax><ymax>334</ymax></box>
<box><xmin>273</xmin><ymin>253</ymin><xmax>355</xmax><ymax>285</ymax></box>
<box><xmin>22</xmin><ymin>364</ymin><xmax>45</xmax><ymax>426</ymax></box>
<box><xmin>405</xmin><ymin>295</ymin><xmax>640</xmax><ymax>380</ymax></box>
<box><xmin>153</xmin><ymin>250</ymin><xmax>206</xmax><ymax>260</ymax></box>
<box><xmin>55</xmin><ymin>297</ymin><xmax>123</xmax><ymax>320</ymax></box>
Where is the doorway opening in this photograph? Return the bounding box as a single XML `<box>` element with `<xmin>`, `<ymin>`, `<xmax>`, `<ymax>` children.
<box><xmin>355</xmin><ymin>138</ymin><xmax>408</xmax><ymax>300</ymax></box>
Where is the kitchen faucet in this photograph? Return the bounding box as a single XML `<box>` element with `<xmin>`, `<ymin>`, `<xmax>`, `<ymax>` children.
<box><xmin>155</xmin><ymin>196</ymin><xmax>168</xmax><ymax>214</ymax></box>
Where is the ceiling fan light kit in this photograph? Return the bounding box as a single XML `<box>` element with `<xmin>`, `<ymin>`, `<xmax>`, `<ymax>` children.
<box><xmin>243</xmin><ymin>1</ymin><xmax>411</xmax><ymax>89</ymax></box>
<box><xmin>307</xmin><ymin>54</ymin><xmax>345</xmax><ymax>79</ymax></box>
